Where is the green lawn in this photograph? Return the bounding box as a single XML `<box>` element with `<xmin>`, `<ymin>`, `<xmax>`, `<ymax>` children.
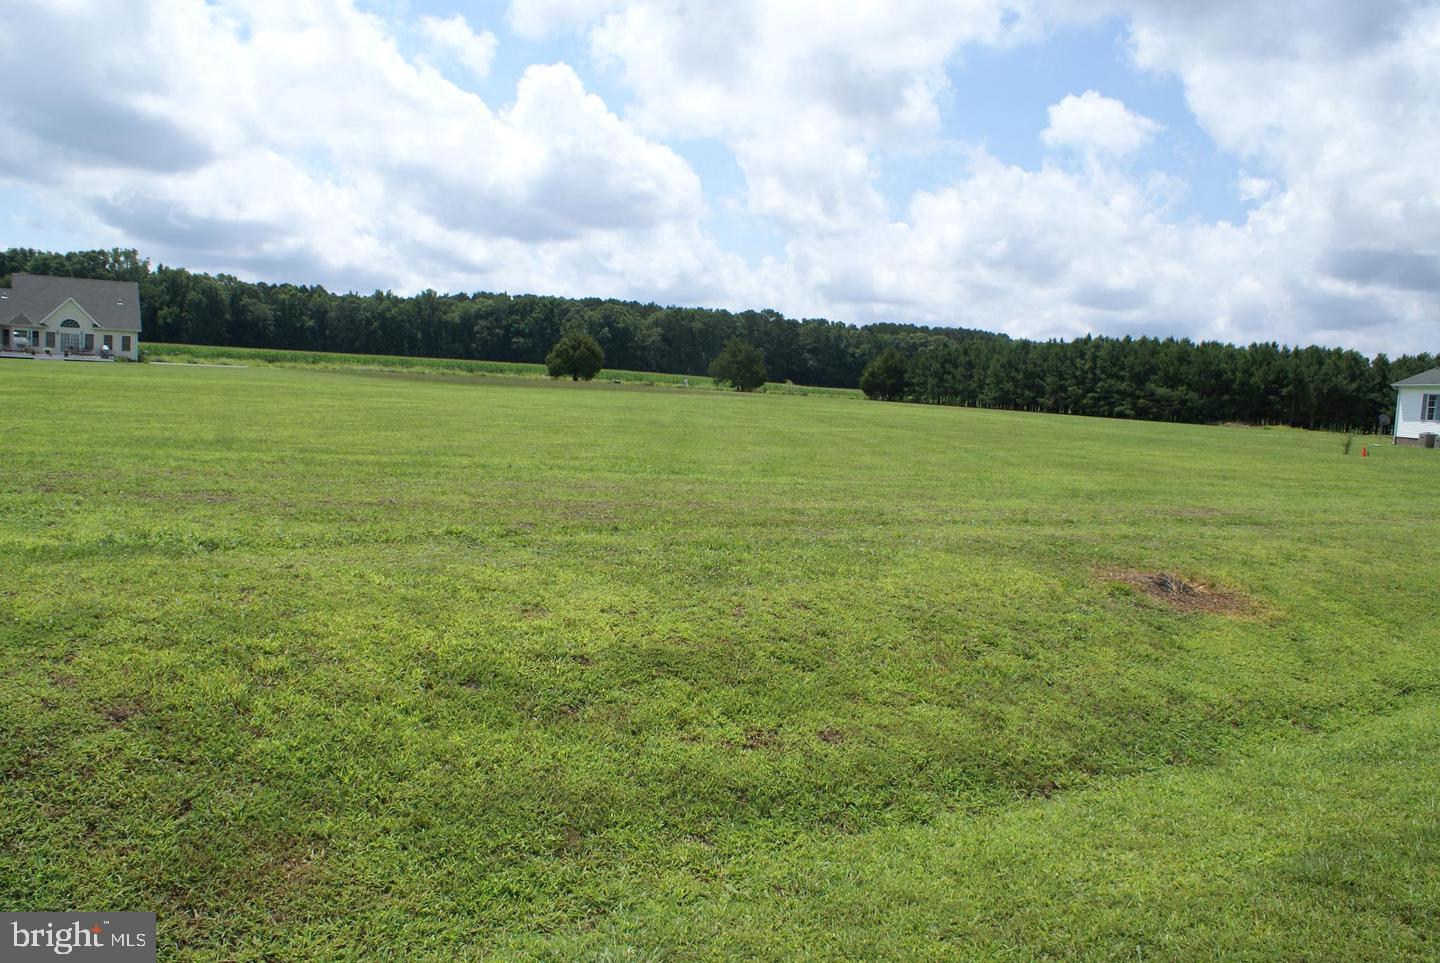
<box><xmin>140</xmin><ymin>342</ymin><xmax>864</xmax><ymax>398</ymax></box>
<box><xmin>1</xmin><ymin>360</ymin><xmax>1436</xmax><ymax>960</ymax></box>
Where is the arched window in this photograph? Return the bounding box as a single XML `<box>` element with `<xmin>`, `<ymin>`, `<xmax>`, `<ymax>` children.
<box><xmin>60</xmin><ymin>318</ymin><xmax>80</xmax><ymax>328</ymax></box>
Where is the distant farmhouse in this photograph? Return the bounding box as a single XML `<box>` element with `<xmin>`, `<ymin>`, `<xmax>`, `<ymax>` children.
<box><xmin>0</xmin><ymin>273</ymin><xmax>141</xmax><ymax>361</ymax></box>
<box><xmin>1392</xmin><ymin>367</ymin><xmax>1440</xmax><ymax>446</ymax></box>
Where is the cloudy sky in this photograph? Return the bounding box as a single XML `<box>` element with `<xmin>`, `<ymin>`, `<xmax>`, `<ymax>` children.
<box><xmin>2</xmin><ymin>1</ymin><xmax>1437</xmax><ymax>355</ymax></box>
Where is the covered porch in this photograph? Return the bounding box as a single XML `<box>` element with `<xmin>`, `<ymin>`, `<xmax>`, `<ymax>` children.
<box><xmin>1</xmin><ymin>322</ymin><xmax>118</xmax><ymax>360</ymax></box>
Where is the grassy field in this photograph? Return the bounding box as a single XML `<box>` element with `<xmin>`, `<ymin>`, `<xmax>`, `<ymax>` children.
<box><xmin>1</xmin><ymin>360</ymin><xmax>1437</xmax><ymax>960</ymax></box>
<box><xmin>141</xmin><ymin>342</ymin><xmax>864</xmax><ymax>398</ymax></box>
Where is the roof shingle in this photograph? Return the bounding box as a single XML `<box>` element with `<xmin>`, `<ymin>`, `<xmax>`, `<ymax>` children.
<box><xmin>0</xmin><ymin>273</ymin><xmax>142</xmax><ymax>331</ymax></box>
<box><xmin>1392</xmin><ymin>367</ymin><xmax>1440</xmax><ymax>388</ymax></box>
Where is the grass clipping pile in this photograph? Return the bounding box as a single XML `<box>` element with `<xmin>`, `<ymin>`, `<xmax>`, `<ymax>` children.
<box><xmin>1103</xmin><ymin>569</ymin><xmax>1254</xmax><ymax>615</ymax></box>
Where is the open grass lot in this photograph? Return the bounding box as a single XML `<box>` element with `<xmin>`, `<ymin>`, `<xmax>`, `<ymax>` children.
<box><xmin>2</xmin><ymin>360</ymin><xmax>1437</xmax><ymax>960</ymax></box>
<box><xmin>141</xmin><ymin>342</ymin><xmax>864</xmax><ymax>398</ymax></box>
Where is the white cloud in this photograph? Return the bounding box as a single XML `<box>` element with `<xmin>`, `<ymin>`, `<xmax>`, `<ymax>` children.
<box><xmin>571</xmin><ymin>0</ymin><xmax>1440</xmax><ymax>353</ymax></box>
<box><xmin>1108</xmin><ymin>0</ymin><xmax>1440</xmax><ymax>352</ymax></box>
<box><xmin>507</xmin><ymin>0</ymin><xmax>623</xmax><ymax>39</ymax></box>
<box><xmin>1041</xmin><ymin>90</ymin><xmax>1162</xmax><ymax>157</ymax></box>
<box><xmin>0</xmin><ymin>0</ymin><xmax>731</xmax><ymax>303</ymax></box>
<box><xmin>418</xmin><ymin>13</ymin><xmax>498</xmax><ymax>80</ymax></box>
<box><xmin>1236</xmin><ymin>171</ymin><xmax>1274</xmax><ymax>203</ymax></box>
<box><xmin>1</xmin><ymin>0</ymin><xmax>1438</xmax><ymax>356</ymax></box>
<box><xmin>587</xmin><ymin>0</ymin><xmax>1036</xmax><ymax>234</ymax></box>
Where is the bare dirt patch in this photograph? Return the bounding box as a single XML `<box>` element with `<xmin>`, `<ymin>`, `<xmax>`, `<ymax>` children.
<box><xmin>738</xmin><ymin>729</ymin><xmax>778</xmax><ymax>751</ymax></box>
<box><xmin>100</xmin><ymin>701</ymin><xmax>144</xmax><ymax>726</ymax></box>
<box><xmin>1102</xmin><ymin>569</ymin><xmax>1255</xmax><ymax>615</ymax></box>
<box><xmin>556</xmin><ymin>827</ymin><xmax>586</xmax><ymax>857</ymax></box>
<box><xmin>1019</xmin><ymin>777</ymin><xmax>1060</xmax><ymax>800</ymax></box>
<box><xmin>817</xmin><ymin>727</ymin><xmax>845</xmax><ymax>745</ymax></box>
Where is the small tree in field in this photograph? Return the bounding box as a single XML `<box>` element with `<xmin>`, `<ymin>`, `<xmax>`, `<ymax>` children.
<box><xmin>546</xmin><ymin>332</ymin><xmax>604</xmax><ymax>381</ymax></box>
<box><xmin>709</xmin><ymin>339</ymin><xmax>766</xmax><ymax>391</ymax></box>
<box><xmin>860</xmin><ymin>348</ymin><xmax>908</xmax><ymax>401</ymax></box>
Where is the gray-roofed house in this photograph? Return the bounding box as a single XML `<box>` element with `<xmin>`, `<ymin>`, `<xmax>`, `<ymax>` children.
<box><xmin>1391</xmin><ymin>366</ymin><xmax>1440</xmax><ymax>446</ymax></box>
<box><xmin>0</xmin><ymin>273</ymin><xmax>142</xmax><ymax>361</ymax></box>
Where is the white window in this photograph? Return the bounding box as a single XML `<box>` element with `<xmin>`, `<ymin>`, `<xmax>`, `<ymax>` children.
<box><xmin>1424</xmin><ymin>393</ymin><xmax>1440</xmax><ymax>421</ymax></box>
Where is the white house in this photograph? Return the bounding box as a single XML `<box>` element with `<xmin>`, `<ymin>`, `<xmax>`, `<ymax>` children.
<box><xmin>0</xmin><ymin>273</ymin><xmax>142</xmax><ymax>361</ymax></box>
<box><xmin>1392</xmin><ymin>367</ymin><xmax>1440</xmax><ymax>446</ymax></box>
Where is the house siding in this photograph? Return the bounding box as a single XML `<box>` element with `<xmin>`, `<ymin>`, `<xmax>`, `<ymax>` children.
<box><xmin>1394</xmin><ymin>386</ymin><xmax>1440</xmax><ymax>442</ymax></box>
<box><xmin>3</xmin><ymin>318</ymin><xmax>140</xmax><ymax>359</ymax></box>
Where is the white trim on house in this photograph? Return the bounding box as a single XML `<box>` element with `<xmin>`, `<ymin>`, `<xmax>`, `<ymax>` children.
<box><xmin>38</xmin><ymin>296</ymin><xmax>101</xmax><ymax>331</ymax></box>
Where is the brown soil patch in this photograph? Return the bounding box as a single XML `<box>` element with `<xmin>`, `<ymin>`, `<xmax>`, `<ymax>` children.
<box><xmin>557</xmin><ymin>828</ymin><xmax>586</xmax><ymax>856</ymax></box>
<box><xmin>1019</xmin><ymin>777</ymin><xmax>1060</xmax><ymax>800</ymax></box>
<box><xmin>817</xmin><ymin>727</ymin><xmax>845</xmax><ymax>745</ymax></box>
<box><xmin>100</xmin><ymin>701</ymin><xmax>143</xmax><ymax>725</ymax></box>
<box><xmin>739</xmin><ymin>729</ymin><xmax>778</xmax><ymax>751</ymax></box>
<box><xmin>253</xmin><ymin>838</ymin><xmax>325</xmax><ymax>918</ymax></box>
<box><xmin>1102</xmin><ymin>569</ymin><xmax>1254</xmax><ymax>615</ymax></box>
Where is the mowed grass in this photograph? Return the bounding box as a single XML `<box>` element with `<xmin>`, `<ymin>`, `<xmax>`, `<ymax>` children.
<box><xmin>1</xmin><ymin>361</ymin><xmax>1437</xmax><ymax>960</ymax></box>
<box><xmin>142</xmin><ymin>342</ymin><xmax>863</xmax><ymax>398</ymax></box>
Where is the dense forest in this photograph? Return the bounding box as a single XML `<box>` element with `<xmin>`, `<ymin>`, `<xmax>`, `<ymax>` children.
<box><xmin>3</xmin><ymin>247</ymin><xmax>1433</xmax><ymax>431</ymax></box>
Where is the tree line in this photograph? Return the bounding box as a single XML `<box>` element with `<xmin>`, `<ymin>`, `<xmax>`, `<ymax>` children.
<box><xmin>860</xmin><ymin>337</ymin><xmax>1433</xmax><ymax>431</ymax></box>
<box><xmin>3</xmin><ymin>246</ymin><xmax>1432</xmax><ymax>430</ymax></box>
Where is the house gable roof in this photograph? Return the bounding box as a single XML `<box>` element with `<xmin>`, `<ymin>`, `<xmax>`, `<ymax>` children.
<box><xmin>0</xmin><ymin>273</ymin><xmax>141</xmax><ymax>332</ymax></box>
<box><xmin>1392</xmin><ymin>367</ymin><xmax>1440</xmax><ymax>388</ymax></box>
<box><xmin>40</xmin><ymin>297</ymin><xmax>101</xmax><ymax>331</ymax></box>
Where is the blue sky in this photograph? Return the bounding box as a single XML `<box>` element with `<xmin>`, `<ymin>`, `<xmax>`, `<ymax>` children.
<box><xmin>385</xmin><ymin>3</ymin><xmax>1252</xmax><ymax>254</ymax></box>
<box><xmin>1</xmin><ymin>0</ymin><xmax>1436</xmax><ymax>355</ymax></box>
<box><xmin>938</xmin><ymin>18</ymin><xmax>1253</xmax><ymax>225</ymax></box>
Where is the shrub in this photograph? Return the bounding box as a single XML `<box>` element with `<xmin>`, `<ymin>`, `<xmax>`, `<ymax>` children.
<box><xmin>709</xmin><ymin>339</ymin><xmax>767</xmax><ymax>392</ymax></box>
<box><xmin>545</xmin><ymin>333</ymin><xmax>605</xmax><ymax>381</ymax></box>
<box><xmin>860</xmin><ymin>348</ymin><xmax>908</xmax><ymax>401</ymax></box>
